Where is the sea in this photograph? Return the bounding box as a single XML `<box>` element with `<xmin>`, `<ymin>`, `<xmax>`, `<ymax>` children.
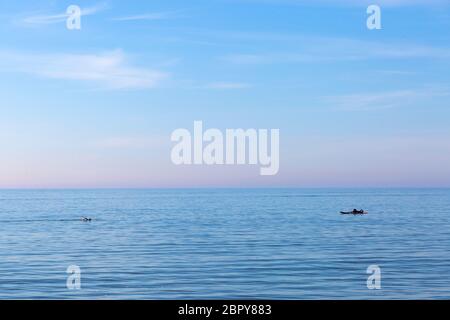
<box><xmin>0</xmin><ymin>188</ymin><xmax>449</xmax><ymax>299</ymax></box>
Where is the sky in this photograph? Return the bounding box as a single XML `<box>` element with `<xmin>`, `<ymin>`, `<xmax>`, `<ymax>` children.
<box><xmin>0</xmin><ymin>0</ymin><xmax>450</xmax><ymax>188</ymax></box>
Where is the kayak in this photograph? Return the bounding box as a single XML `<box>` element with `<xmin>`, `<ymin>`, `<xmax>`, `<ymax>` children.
<box><xmin>341</xmin><ymin>211</ymin><xmax>368</xmax><ymax>215</ymax></box>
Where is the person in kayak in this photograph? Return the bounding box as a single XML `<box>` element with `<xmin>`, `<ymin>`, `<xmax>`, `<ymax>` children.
<box><xmin>352</xmin><ymin>209</ymin><xmax>364</xmax><ymax>214</ymax></box>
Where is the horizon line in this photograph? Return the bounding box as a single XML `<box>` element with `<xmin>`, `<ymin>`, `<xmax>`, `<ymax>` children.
<box><xmin>1</xmin><ymin>186</ymin><xmax>449</xmax><ymax>190</ymax></box>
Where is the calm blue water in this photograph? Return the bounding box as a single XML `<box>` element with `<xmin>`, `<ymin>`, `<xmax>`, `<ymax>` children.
<box><xmin>0</xmin><ymin>188</ymin><xmax>449</xmax><ymax>299</ymax></box>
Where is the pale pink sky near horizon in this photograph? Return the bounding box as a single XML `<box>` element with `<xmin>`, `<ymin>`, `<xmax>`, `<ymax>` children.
<box><xmin>1</xmin><ymin>135</ymin><xmax>449</xmax><ymax>189</ymax></box>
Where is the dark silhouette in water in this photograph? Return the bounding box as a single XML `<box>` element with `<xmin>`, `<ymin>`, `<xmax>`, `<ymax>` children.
<box><xmin>340</xmin><ymin>209</ymin><xmax>367</xmax><ymax>215</ymax></box>
<box><xmin>81</xmin><ymin>217</ymin><xmax>92</xmax><ymax>222</ymax></box>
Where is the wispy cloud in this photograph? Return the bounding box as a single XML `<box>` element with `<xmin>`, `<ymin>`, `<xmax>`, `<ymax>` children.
<box><xmin>326</xmin><ymin>87</ymin><xmax>450</xmax><ymax>111</ymax></box>
<box><xmin>221</xmin><ymin>35</ymin><xmax>450</xmax><ymax>64</ymax></box>
<box><xmin>111</xmin><ymin>12</ymin><xmax>175</xmax><ymax>22</ymax></box>
<box><xmin>235</xmin><ymin>0</ymin><xmax>449</xmax><ymax>7</ymax></box>
<box><xmin>375</xmin><ymin>70</ymin><xmax>418</xmax><ymax>76</ymax></box>
<box><xmin>93</xmin><ymin>136</ymin><xmax>166</xmax><ymax>149</ymax></box>
<box><xmin>222</xmin><ymin>53</ymin><xmax>327</xmax><ymax>64</ymax></box>
<box><xmin>17</xmin><ymin>3</ymin><xmax>107</xmax><ymax>26</ymax></box>
<box><xmin>0</xmin><ymin>49</ymin><xmax>169</xmax><ymax>90</ymax></box>
<box><xmin>205</xmin><ymin>82</ymin><xmax>252</xmax><ymax>89</ymax></box>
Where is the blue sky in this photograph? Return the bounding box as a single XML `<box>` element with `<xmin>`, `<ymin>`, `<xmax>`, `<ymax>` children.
<box><xmin>0</xmin><ymin>0</ymin><xmax>450</xmax><ymax>188</ymax></box>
